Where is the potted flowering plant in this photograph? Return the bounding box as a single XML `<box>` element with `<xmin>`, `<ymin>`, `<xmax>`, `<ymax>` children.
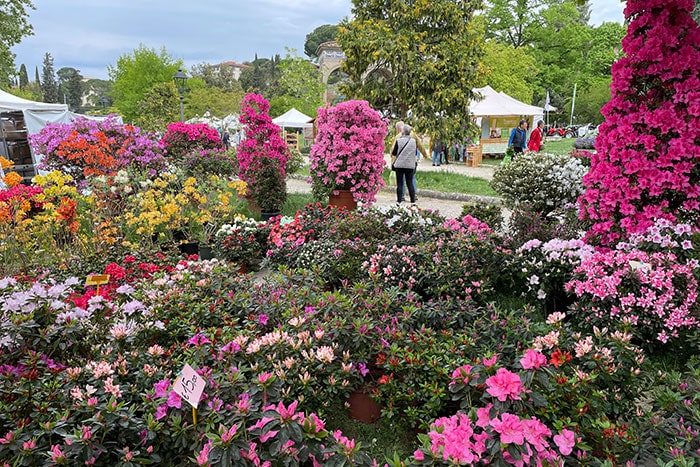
<box><xmin>213</xmin><ymin>215</ymin><xmax>264</xmax><ymax>269</ymax></box>
<box><xmin>309</xmin><ymin>100</ymin><xmax>387</xmax><ymax>207</ymax></box>
<box><xmin>237</xmin><ymin>94</ymin><xmax>289</xmax><ymax>216</ymax></box>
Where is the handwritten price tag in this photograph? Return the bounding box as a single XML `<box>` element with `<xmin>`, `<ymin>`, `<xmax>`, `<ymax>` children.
<box><xmin>85</xmin><ymin>274</ymin><xmax>110</xmax><ymax>286</ymax></box>
<box><xmin>173</xmin><ymin>364</ymin><xmax>206</xmax><ymax>409</ymax></box>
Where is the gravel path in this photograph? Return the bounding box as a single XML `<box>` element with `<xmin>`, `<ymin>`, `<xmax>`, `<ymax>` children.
<box><xmin>289</xmin><ymin>158</ymin><xmax>500</xmax><ymax>219</ymax></box>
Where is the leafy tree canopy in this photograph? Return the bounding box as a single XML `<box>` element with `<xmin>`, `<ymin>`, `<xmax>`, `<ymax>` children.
<box><xmin>185</xmin><ymin>85</ymin><xmax>245</xmax><ymax>121</ymax></box>
<box><xmin>272</xmin><ymin>48</ymin><xmax>324</xmax><ymax>118</ymax></box>
<box><xmin>108</xmin><ymin>44</ymin><xmax>183</xmax><ymax>123</ymax></box>
<box><xmin>338</xmin><ymin>0</ymin><xmax>485</xmax><ymax>141</ymax></box>
<box><xmin>304</xmin><ymin>24</ymin><xmax>339</xmax><ymax>59</ymax></box>
<box><xmin>190</xmin><ymin>62</ymin><xmax>245</xmax><ymax>93</ymax></box>
<box><xmin>0</xmin><ymin>0</ymin><xmax>34</xmax><ymax>86</ymax></box>
<box><xmin>478</xmin><ymin>40</ymin><xmax>537</xmax><ymax>103</ymax></box>
<box><xmin>136</xmin><ymin>82</ymin><xmax>179</xmax><ymax>132</ymax></box>
<box><xmin>481</xmin><ymin>0</ymin><xmax>559</xmax><ymax>49</ymax></box>
<box><xmin>57</xmin><ymin>67</ymin><xmax>84</xmax><ymax>111</ymax></box>
<box><xmin>238</xmin><ymin>56</ymin><xmax>281</xmax><ymax>97</ymax></box>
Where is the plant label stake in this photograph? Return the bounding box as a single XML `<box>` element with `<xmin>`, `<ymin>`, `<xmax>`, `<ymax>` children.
<box><xmin>174</xmin><ymin>363</ymin><xmax>206</xmax><ymax>425</ymax></box>
<box><xmin>85</xmin><ymin>274</ymin><xmax>110</xmax><ymax>296</ymax></box>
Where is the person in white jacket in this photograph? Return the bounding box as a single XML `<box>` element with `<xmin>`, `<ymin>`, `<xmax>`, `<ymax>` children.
<box><xmin>391</xmin><ymin>125</ymin><xmax>418</xmax><ymax>204</ymax></box>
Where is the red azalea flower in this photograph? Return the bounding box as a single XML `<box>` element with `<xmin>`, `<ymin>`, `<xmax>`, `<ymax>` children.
<box><xmin>549</xmin><ymin>349</ymin><xmax>572</xmax><ymax>368</ymax></box>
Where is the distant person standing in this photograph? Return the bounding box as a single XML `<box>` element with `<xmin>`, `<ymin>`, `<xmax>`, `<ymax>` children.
<box><xmin>508</xmin><ymin>119</ymin><xmax>528</xmax><ymax>155</ymax></box>
<box><xmin>431</xmin><ymin>140</ymin><xmax>444</xmax><ymax>166</ymax></box>
<box><xmin>391</xmin><ymin>125</ymin><xmax>418</xmax><ymax>204</ymax></box>
<box><xmin>223</xmin><ymin>131</ymin><xmax>230</xmax><ymax>151</ymax></box>
<box><xmin>528</xmin><ymin>120</ymin><xmax>545</xmax><ymax>152</ymax></box>
<box><xmin>391</xmin><ymin>121</ymin><xmax>426</xmax><ymax>200</ymax></box>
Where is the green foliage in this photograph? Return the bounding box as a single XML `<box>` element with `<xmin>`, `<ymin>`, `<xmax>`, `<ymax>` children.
<box><xmin>57</xmin><ymin>67</ymin><xmax>83</xmax><ymax>111</ymax></box>
<box><xmin>108</xmin><ymin>44</ymin><xmax>183</xmax><ymax>123</ymax></box>
<box><xmin>478</xmin><ymin>41</ymin><xmax>537</xmax><ymax>103</ymax></box>
<box><xmin>338</xmin><ymin>0</ymin><xmax>485</xmax><ymax>142</ymax></box>
<box><xmin>190</xmin><ymin>62</ymin><xmax>245</xmax><ymax>93</ymax></box>
<box><xmin>136</xmin><ymin>82</ymin><xmax>179</xmax><ymax>132</ymax></box>
<box><xmin>269</xmin><ymin>48</ymin><xmax>324</xmax><ymax>118</ymax></box>
<box><xmin>40</xmin><ymin>52</ymin><xmax>58</xmax><ymax>103</ymax></box>
<box><xmin>0</xmin><ymin>0</ymin><xmax>33</xmax><ymax>85</ymax></box>
<box><xmin>481</xmin><ymin>0</ymin><xmax>559</xmax><ymax>48</ymax></box>
<box><xmin>304</xmin><ymin>24</ymin><xmax>339</xmax><ymax>58</ymax></box>
<box><xmin>574</xmin><ymin>77</ymin><xmax>612</xmax><ymax>125</ymax></box>
<box><xmin>459</xmin><ymin>202</ymin><xmax>504</xmax><ymax>231</ymax></box>
<box><xmin>238</xmin><ymin>55</ymin><xmax>281</xmax><ymax>96</ymax></box>
<box><xmin>17</xmin><ymin>63</ymin><xmax>28</xmax><ymax>89</ymax></box>
<box><xmin>185</xmin><ymin>85</ymin><xmax>245</xmax><ymax>121</ymax></box>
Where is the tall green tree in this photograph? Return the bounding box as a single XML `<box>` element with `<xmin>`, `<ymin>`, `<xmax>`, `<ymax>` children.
<box><xmin>18</xmin><ymin>63</ymin><xmax>28</xmax><ymax>89</ymax></box>
<box><xmin>135</xmin><ymin>82</ymin><xmax>179</xmax><ymax>132</ymax></box>
<box><xmin>0</xmin><ymin>0</ymin><xmax>34</xmax><ymax>87</ymax></box>
<box><xmin>185</xmin><ymin>86</ymin><xmax>245</xmax><ymax>120</ymax></box>
<box><xmin>338</xmin><ymin>0</ymin><xmax>484</xmax><ymax>141</ymax></box>
<box><xmin>478</xmin><ymin>41</ymin><xmax>537</xmax><ymax>103</ymax></box>
<box><xmin>57</xmin><ymin>67</ymin><xmax>83</xmax><ymax>111</ymax></box>
<box><xmin>34</xmin><ymin>65</ymin><xmax>40</xmax><ymax>85</ymax></box>
<box><xmin>238</xmin><ymin>55</ymin><xmax>281</xmax><ymax>96</ymax></box>
<box><xmin>108</xmin><ymin>44</ymin><xmax>182</xmax><ymax>123</ymax></box>
<box><xmin>190</xmin><ymin>62</ymin><xmax>244</xmax><ymax>93</ymax></box>
<box><xmin>40</xmin><ymin>52</ymin><xmax>59</xmax><ymax>103</ymax></box>
<box><xmin>269</xmin><ymin>48</ymin><xmax>325</xmax><ymax>118</ymax></box>
<box><xmin>481</xmin><ymin>0</ymin><xmax>558</xmax><ymax>48</ymax></box>
<box><xmin>304</xmin><ymin>24</ymin><xmax>339</xmax><ymax>59</ymax></box>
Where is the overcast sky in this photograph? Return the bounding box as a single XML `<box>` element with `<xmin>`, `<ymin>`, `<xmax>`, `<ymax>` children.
<box><xmin>12</xmin><ymin>0</ymin><xmax>625</xmax><ymax>81</ymax></box>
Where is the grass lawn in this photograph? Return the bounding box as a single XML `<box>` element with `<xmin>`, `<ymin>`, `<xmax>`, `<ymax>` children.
<box><xmin>542</xmin><ymin>138</ymin><xmax>576</xmax><ymax>155</ymax></box>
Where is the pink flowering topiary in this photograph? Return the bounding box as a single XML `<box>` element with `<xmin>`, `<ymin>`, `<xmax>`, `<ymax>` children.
<box><xmin>160</xmin><ymin>122</ymin><xmax>222</xmax><ymax>159</ymax></box>
<box><xmin>579</xmin><ymin>0</ymin><xmax>700</xmax><ymax>246</ymax></box>
<box><xmin>237</xmin><ymin>94</ymin><xmax>289</xmax><ymax>212</ymax></box>
<box><xmin>309</xmin><ymin>100</ymin><xmax>387</xmax><ymax>205</ymax></box>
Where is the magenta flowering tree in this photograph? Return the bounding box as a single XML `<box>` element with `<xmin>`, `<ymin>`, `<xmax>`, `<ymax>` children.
<box><xmin>160</xmin><ymin>122</ymin><xmax>223</xmax><ymax>159</ymax></box>
<box><xmin>237</xmin><ymin>94</ymin><xmax>289</xmax><ymax>212</ymax></box>
<box><xmin>309</xmin><ymin>100</ymin><xmax>387</xmax><ymax>205</ymax></box>
<box><xmin>579</xmin><ymin>0</ymin><xmax>700</xmax><ymax>246</ymax></box>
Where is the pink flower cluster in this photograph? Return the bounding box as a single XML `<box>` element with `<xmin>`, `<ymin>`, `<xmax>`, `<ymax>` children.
<box><xmin>416</xmin><ymin>409</ymin><xmax>575</xmax><ymax>465</ymax></box>
<box><xmin>309</xmin><ymin>100</ymin><xmax>387</xmax><ymax>205</ymax></box>
<box><xmin>566</xmin><ymin>248</ymin><xmax>699</xmax><ymax>343</ymax></box>
<box><xmin>160</xmin><ymin>122</ymin><xmax>222</xmax><ymax>157</ymax></box>
<box><xmin>579</xmin><ymin>0</ymin><xmax>700</xmax><ymax>246</ymax></box>
<box><xmin>443</xmin><ymin>215</ymin><xmax>493</xmax><ymax>241</ymax></box>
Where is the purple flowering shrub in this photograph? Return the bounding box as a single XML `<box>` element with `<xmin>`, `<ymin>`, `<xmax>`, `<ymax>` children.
<box><xmin>309</xmin><ymin>100</ymin><xmax>387</xmax><ymax>205</ymax></box>
<box><xmin>29</xmin><ymin>116</ymin><xmax>167</xmax><ymax>183</ymax></box>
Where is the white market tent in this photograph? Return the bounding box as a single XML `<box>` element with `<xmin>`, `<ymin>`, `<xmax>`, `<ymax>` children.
<box><xmin>468</xmin><ymin>86</ymin><xmax>544</xmax><ymax>157</ymax></box>
<box><xmin>272</xmin><ymin>108</ymin><xmax>313</xmax><ymax>129</ymax></box>
<box><xmin>272</xmin><ymin>108</ymin><xmax>314</xmax><ymax>149</ymax></box>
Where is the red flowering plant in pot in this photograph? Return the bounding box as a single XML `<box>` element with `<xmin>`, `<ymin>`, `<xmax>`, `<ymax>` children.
<box><xmin>237</xmin><ymin>94</ymin><xmax>289</xmax><ymax>214</ymax></box>
<box><xmin>309</xmin><ymin>100</ymin><xmax>387</xmax><ymax>206</ymax></box>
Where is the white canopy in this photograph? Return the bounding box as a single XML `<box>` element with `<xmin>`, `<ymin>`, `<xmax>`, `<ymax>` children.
<box><xmin>469</xmin><ymin>86</ymin><xmax>544</xmax><ymax>118</ymax></box>
<box><xmin>272</xmin><ymin>108</ymin><xmax>313</xmax><ymax>129</ymax></box>
<box><xmin>0</xmin><ymin>88</ymin><xmax>68</xmax><ymax>113</ymax></box>
<box><xmin>186</xmin><ymin>111</ymin><xmax>241</xmax><ymax>132</ymax></box>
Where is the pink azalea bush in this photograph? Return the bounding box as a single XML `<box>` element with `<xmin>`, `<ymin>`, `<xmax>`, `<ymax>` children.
<box><xmin>566</xmin><ymin>239</ymin><xmax>700</xmax><ymax>347</ymax></box>
<box><xmin>579</xmin><ymin>0</ymin><xmax>700</xmax><ymax>246</ymax></box>
<box><xmin>160</xmin><ymin>122</ymin><xmax>223</xmax><ymax>158</ymax></box>
<box><xmin>309</xmin><ymin>100</ymin><xmax>387</xmax><ymax>205</ymax></box>
<box><xmin>237</xmin><ymin>94</ymin><xmax>289</xmax><ymax>211</ymax></box>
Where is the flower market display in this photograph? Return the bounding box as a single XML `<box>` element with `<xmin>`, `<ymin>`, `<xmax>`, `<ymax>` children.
<box><xmin>309</xmin><ymin>100</ymin><xmax>387</xmax><ymax>205</ymax></box>
<box><xmin>1</xmin><ymin>1</ymin><xmax>700</xmax><ymax>464</ymax></box>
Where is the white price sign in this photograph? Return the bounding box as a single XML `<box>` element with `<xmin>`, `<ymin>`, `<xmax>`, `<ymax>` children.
<box><xmin>629</xmin><ymin>260</ymin><xmax>651</xmax><ymax>271</ymax></box>
<box><xmin>173</xmin><ymin>364</ymin><xmax>206</xmax><ymax>409</ymax></box>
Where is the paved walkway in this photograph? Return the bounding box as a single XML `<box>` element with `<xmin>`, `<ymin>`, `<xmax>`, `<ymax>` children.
<box><xmin>289</xmin><ymin>157</ymin><xmax>500</xmax><ymax>219</ymax></box>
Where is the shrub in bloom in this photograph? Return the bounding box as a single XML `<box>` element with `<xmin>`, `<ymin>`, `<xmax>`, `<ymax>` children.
<box><xmin>30</xmin><ymin>116</ymin><xmax>166</xmax><ymax>184</ymax></box>
<box><xmin>579</xmin><ymin>0</ymin><xmax>700</xmax><ymax>246</ymax></box>
<box><xmin>566</xmin><ymin>248</ymin><xmax>699</xmax><ymax>346</ymax></box>
<box><xmin>237</xmin><ymin>94</ymin><xmax>289</xmax><ymax>212</ymax></box>
<box><xmin>309</xmin><ymin>100</ymin><xmax>387</xmax><ymax>205</ymax></box>
<box><xmin>160</xmin><ymin>122</ymin><xmax>222</xmax><ymax>159</ymax></box>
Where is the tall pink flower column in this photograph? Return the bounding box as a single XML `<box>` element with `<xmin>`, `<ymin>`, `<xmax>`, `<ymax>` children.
<box><xmin>579</xmin><ymin>0</ymin><xmax>700</xmax><ymax>246</ymax></box>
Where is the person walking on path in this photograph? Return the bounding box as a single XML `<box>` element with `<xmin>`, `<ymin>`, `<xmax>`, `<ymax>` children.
<box><xmin>527</xmin><ymin>120</ymin><xmax>544</xmax><ymax>152</ymax></box>
<box><xmin>391</xmin><ymin>121</ymin><xmax>427</xmax><ymax>200</ymax></box>
<box><xmin>508</xmin><ymin>119</ymin><xmax>528</xmax><ymax>155</ymax></box>
<box><xmin>391</xmin><ymin>125</ymin><xmax>418</xmax><ymax>204</ymax></box>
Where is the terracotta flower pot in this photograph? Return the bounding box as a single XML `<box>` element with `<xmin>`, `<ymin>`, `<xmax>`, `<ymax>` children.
<box><xmin>347</xmin><ymin>389</ymin><xmax>381</xmax><ymax>423</ymax></box>
<box><xmin>329</xmin><ymin>190</ymin><xmax>357</xmax><ymax>211</ymax></box>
